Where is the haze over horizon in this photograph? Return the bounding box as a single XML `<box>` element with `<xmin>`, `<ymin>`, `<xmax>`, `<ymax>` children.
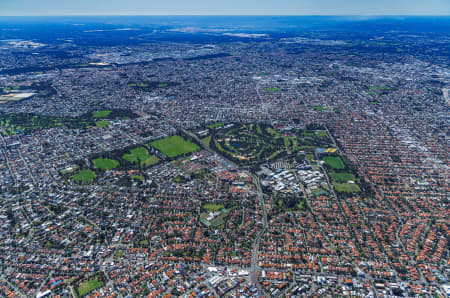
<box><xmin>1</xmin><ymin>0</ymin><xmax>450</xmax><ymax>16</ymax></box>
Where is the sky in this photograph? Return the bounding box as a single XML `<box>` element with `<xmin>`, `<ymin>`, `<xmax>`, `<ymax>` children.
<box><xmin>1</xmin><ymin>0</ymin><xmax>450</xmax><ymax>16</ymax></box>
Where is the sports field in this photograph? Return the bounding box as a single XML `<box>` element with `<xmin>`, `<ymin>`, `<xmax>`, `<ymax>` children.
<box><xmin>72</xmin><ymin>169</ymin><xmax>96</xmax><ymax>184</ymax></box>
<box><xmin>93</xmin><ymin>158</ymin><xmax>119</xmax><ymax>170</ymax></box>
<box><xmin>329</xmin><ymin>172</ymin><xmax>355</xmax><ymax>183</ymax></box>
<box><xmin>123</xmin><ymin>147</ymin><xmax>159</xmax><ymax>167</ymax></box>
<box><xmin>316</xmin><ymin>130</ymin><xmax>328</xmax><ymax>137</ymax></box>
<box><xmin>95</xmin><ymin>120</ymin><xmax>110</xmax><ymax>128</ymax></box>
<box><xmin>202</xmin><ymin>203</ymin><xmax>224</xmax><ymax>212</ymax></box>
<box><xmin>201</xmin><ymin>135</ymin><xmax>211</xmax><ymax>147</ymax></box>
<box><xmin>312</xmin><ymin>105</ymin><xmax>326</xmax><ymax>111</ymax></box>
<box><xmin>208</xmin><ymin>122</ymin><xmax>224</xmax><ymax>129</ymax></box>
<box><xmin>93</xmin><ymin>110</ymin><xmax>112</xmax><ymax>118</ymax></box>
<box><xmin>323</xmin><ymin>156</ymin><xmax>345</xmax><ymax>169</ymax></box>
<box><xmin>333</xmin><ymin>182</ymin><xmax>360</xmax><ymax>193</ymax></box>
<box><xmin>150</xmin><ymin>135</ymin><xmax>200</xmax><ymax>158</ymax></box>
<box><xmin>78</xmin><ymin>276</ymin><xmax>103</xmax><ymax>297</ymax></box>
<box><xmin>264</xmin><ymin>87</ymin><xmax>280</xmax><ymax>92</ymax></box>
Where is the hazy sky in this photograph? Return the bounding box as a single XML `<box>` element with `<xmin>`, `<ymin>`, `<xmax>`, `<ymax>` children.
<box><xmin>1</xmin><ymin>0</ymin><xmax>450</xmax><ymax>16</ymax></box>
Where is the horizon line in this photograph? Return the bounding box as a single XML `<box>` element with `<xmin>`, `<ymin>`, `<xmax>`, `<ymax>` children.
<box><xmin>1</xmin><ymin>14</ymin><xmax>450</xmax><ymax>17</ymax></box>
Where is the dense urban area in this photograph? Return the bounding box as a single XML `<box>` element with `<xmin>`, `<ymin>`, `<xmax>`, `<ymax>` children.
<box><xmin>0</xmin><ymin>17</ymin><xmax>448</xmax><ymax>297</ymax></box>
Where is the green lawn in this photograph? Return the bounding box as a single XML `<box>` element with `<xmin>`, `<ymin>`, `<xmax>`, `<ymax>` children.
<box><xmin>139</xmin><ymin>239</ymin><xmax>148</xmax><ymax>246</ymax></box>
<box><xmin>93</xmin><ymin>110</ymin><xmax>112</xmax><ymax>118</ymax></box>
<box><xmin>158</xmin><ymin>83</ymin><xmax>168</xmax><ymax>87</ymax></box>
<box><xmin>210</xmin><ymin>209</ymin><xmax>230</xmax><ymax>228</ymax></box>
<box><xmin>93</xmin><ymin>158</ymin><xmax>119</xmax><ymax>171</ymax></box>
<box><xmin>306</xmin><ymin>153</ymin><xmax>315</xmax><ymax>163</ymax></box>
<box><xmin>202</xmin><ymin>203</ymin><xmax>225</xmax><ymax>212</ymax></box>
<box><xmin>201</xmin><ymin>135</ymin><xmax>211</xmax><ymax>147</ymax></box>
<box><xmin>132</xmin><ymin>175</ymin><xmax>145</xmax><ymax>181</ymax></box>
<box><xmin>333</xmin><ymin>182</ymin><xmax>360</xmax><ymax>193</ymax></box>
<box><xmin>139</xmin><ymin>83</ymin><xmax>149</xmax><ymax>87</ymax></box>
<box><xmin>114</xmin><ymin>250</ymin><xmax>124</xmax><ymax>260</ymax></box>
<box><xmin>150</xmin><ymin>135</ymin><xmax>200</xmax><ymax>158</ymax></box>
<box><xmin>316</xmin><ymin>130</ymin><xmax>328</xmax><ymax>137</ymax></box>
<box><xmin>0</xmin><ymin>114</ymin><xmax>93</xmax><ymax>135</ymax></box>
<box><xmin>300</xmin><ymin>129</ymin><xmax>315</xmax><ymax>136</ymax></box>
<box><xmin>207</xmin><ymin>122</ymin><xmax>225</xmax><ymax>129</ymax></box>
<box><xmin>72</xmin><ymin>170</ymin><xmax>96</xmax><ymax>184</ymax></box>
<box><xmin>264</xmin><ymin>87</ymin><xmax>280</xmax><ymax>92</ymax></box>
<box><xmin>78</xmin><ymin>276</ymin><xmax>103</xmax><ymax>297</ymax></box>
<box><xmin>95</xmin><ymin>120</ymin><xmax>110</xmax><ymax>128</ymax></box>
<box><xmin>266</xmin><ymin>127</ymin><xmax>281</xmax><ymax>137</ymax></box>
<box><xmin>369</xmin><ymin>86</ymin><xmax>392</xmax><ymax>91</ymax></box>
<box><xmin>123</xmin><ymin>147</ymin><xmax>159</xmax><ymax>167</ymax></box>
<box><xmin>60</xmin><ymin>165</ymin><xmax>79</xmax><ymax>175</ymax></box>
<box><xmin>323</xmin><ymin>156</ymin><xmax>345</xmax><ymax>169</ymax></box>
<box><xmin>329</xmin><ymin>172</ymin><xmax>355</xmax><ymax>183</ymax></box>
<box><xmin>312</xmin><ymin>105</ymin><xmax>326</xmax><ymax>111</ymax></box>
<box><xmin>256</xmin><ymin>124</ymin><xmax>263</xmax><ymax>135</ymax></box>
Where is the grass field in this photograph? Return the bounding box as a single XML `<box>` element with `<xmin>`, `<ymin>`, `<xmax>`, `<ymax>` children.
<box><xmin>207</xmin><ymin>122</ymin><xmax>224</xmax><ymax>129</ymax></box>
<box><xmin>300</xmin><ymin>129</ymin><xmax>315</xmax><ymax>136</ymax></box>
<box><xmin>0</xmin><ymin>114</ymin><xmax>93</xmax><ymax>136</ymax></box>
<box><xmin>256</xmin><ymin>124</ymin><xmax>263</xmax><ymax>134</ymax></box>
<box><xmin>131</xmin><ymin>175</ymin><xmax>145</xmax><ymax>181</ymax></box>
<box><xmin>333</xmin><ymin>182</ymin><xmax>360</xmax><ymax>193</ymax></box>
<box><xmin>202</xmin><ymin>203</ymin><xmax>225</xmax><ymax>212</ymax></box>
<box><xmin>201</xmin><ymin>135</ymin><xmax>211</xmax><ymax>147</ymax></box>
<box><xmin>60</xmin><ymin>165</ymin><xmax>79</xmax><ymax>175</ymax></box>
<box><xmin>150</xmin><ymin>135</ymin><xmax>200</xmax><ymax>158</ymax></box>
<box><xmin>114</xmin><ymin>250</ymin><xmax>124</xmax><ymax>260</ymax></box>
<box><xmin>306</xmin><ymin>153</ymin><xmax>315</xmax><ymax>163</ymax></box>
<box><xmin>264</xmin><ymin>87</ymin><xmax>280</xmax><ymax>92</ymax></box>
<box><xmin>316</xmin><ymin>130</ymin><xmax>328</xmax><ymax>137</ymax></box>
<box><xmin>209</xmin><ymin>123</ymin><xmax>335</xmax><ymax>166</ymax></box>
<box><xmin>329</xmin><ymin>172</ymin><xmax>355</xmax><ymax>183</ymax></box>
<box><xmin>369</xmin><ymin>86</ymin><xmax>392</xmax><ymax>91</ymax></box>
<box><xmin>210</xmin><ymin>209</ymin><xmax>229</xmax><ymax>227</ymax></box>
<box><xmin>95</xmin><ymin>120</ymin><xmax>110</xmax><ymax>128</ymax></box>
<box><xmin>123</xmin><ymin>147</ymin><xmax>159</xmax><ymax>167</ymax></box>
<box><xmin>93</xmin><ymin>158</ymin><xmax>119</xmax><ymax>171</ymax></box>
<box><xmin>323</xmin><ymin>156</ymin><xmax>345</xmax><ymax>169</ymax></box>
<box><xmin>72</xmin><ymin>169</ymin><xmax>96</xmax><ymax>184</ymax></box>
<box><xmin>158</xmin><ymin>83</ymin><xmax>168</xmax><ymax>87</ymax></box>
<box><xmin>78</xmin><ymin>276</ymin><xmax>103</xmax><ymax>297</ymax></box>
<box><xmin>312</xmin><ymin>105</ymin><xmax>326</xmax><ymax>111</ymax></box>
<box><xmin>266</xmin><ymin>127</ymin><xmax>281</xmax><ymax>137</ymax></box>
<box><xmin>93</xmin><ymin>110</ymin><xmax>112</xmax><ymax>118</ymax></box>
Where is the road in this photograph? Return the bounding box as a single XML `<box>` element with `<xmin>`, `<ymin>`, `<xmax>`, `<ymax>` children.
<box><xmin>250</xmin><ymin>174</ymin><xmax>268</xmax><ymax>295</ymax></box>
<box><xmin>255</xmin><ymin>81</ymin><xmax>274</xmax><ymax>126</ymax></box>
<box><xmin>183</xmin><ymin>127</ymin><xmax>270</xmax><ymax>294</ymax></box>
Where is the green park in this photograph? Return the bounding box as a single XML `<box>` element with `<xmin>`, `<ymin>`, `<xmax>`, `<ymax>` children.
<box><xmin>150</xmin><ymin>135</ymin><xmax>200</xmax><ymax>158</ymax></box>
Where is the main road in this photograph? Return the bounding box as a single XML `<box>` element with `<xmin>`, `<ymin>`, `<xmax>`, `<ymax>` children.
<box><xmin>250</xmin><ymin>174</ymin><xmax>268</xmax><ymax>295</ymax></box>
<box><xmin>182</xmin><ymin>127</ymin><xmax>269</xmax><ymax>294</ymax></box>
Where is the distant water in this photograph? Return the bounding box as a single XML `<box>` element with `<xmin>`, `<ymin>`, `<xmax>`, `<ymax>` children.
<box><xmin>0</xmin><ymin>15</ymin><xmax>450</xmax><ymax>33</ymax></box>
<box><xmin>0</xmin><ymin>16</ymin><xmax>449</xmax><ymax>46</ymax></box>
